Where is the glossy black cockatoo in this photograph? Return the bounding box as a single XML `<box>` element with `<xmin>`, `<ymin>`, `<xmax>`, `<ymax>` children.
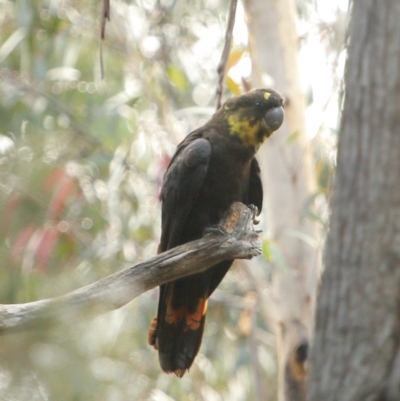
<box><xmin>148</xmin><ymin>89</ymin><xmax>284</xmax><ymax>377</ymax></box>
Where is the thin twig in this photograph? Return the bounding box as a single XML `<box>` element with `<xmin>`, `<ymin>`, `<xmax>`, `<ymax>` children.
<box><xmin>101</xmin><ymin>0</ymin><xmax>111</xmax><ymax>40</ymax></box>
<box><xmin>100</xmin><ymin>0</ymin><xmax>111</xmax><ymax>79</ymax></box>
<box><xmin>100</xmin><ymin>41</ymin><xmax>105</xmax><ymax>79</ymax></box>
<box><xmin>215</xmin><ymin>0</ymin><xmax>238</xmax><ymax>110</ymax></box>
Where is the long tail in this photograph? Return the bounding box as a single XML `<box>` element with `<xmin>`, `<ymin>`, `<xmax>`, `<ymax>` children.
<box><xmin>148</xmin><ymin>278</ymin><xmax>208</xmax><ymax>377</ymax></box>
<box><xmin>148</xmin><ymin>260</ymin><xmax>233</xmax><ymax>377</ymax></box>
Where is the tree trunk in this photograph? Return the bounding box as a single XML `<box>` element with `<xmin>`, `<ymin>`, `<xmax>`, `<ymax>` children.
<box><xmin>242</xmin><ymin>1</ymin><xmax>321</xmax><ymax>400</ymax></box>
<box><xmin>308</xmin><ymin>1</ymin><xmax>400</xmax><ymax>400</ymax></box>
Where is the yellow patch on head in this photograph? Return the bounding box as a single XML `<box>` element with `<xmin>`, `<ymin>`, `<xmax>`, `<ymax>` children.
<box><xmin>227</xmin><ymin>113</ymin><xmax>264</xmax><ymax>147</ymax></box>
<box><xmin>264</xmin><ymin>92</ymin><xmax>271</xmax><ymax>100</ymax></box>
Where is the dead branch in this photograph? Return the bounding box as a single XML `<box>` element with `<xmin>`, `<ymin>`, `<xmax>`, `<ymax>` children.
<box><xmin>0</xmin><ymin>202</ymin><xmax>261</xmax><ymax>334</ymax></box>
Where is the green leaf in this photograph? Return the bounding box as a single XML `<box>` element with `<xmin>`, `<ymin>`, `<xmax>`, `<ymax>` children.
<box><xmin>166</xmin><ymin>64</ymin><xmax>189</xmax><ymax>92</ymax></box>
<box><xmin>226</xmin><ymin>76</ymin><xmax>241</xmax><ymax>96</ymax></box>
<box><xmin>262</xmin><ymin>239</ymin><xmax>288</xmax><ymax>270</ymax></box>
<box><xmin>262</xmin><ymin>239</ymin><xmax>273</xmax><ymax>261</ymax></box>
<box><xmin>286</xmin><ymin>130</ymin><xmax>300</xmax><ymax>144</ymax></box>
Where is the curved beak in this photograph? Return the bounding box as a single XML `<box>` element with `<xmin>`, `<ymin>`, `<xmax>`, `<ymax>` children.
<box><xmin>264</xmin><ymin>106</ymin><xmax>284</xmax><ymax>132</ymax></box>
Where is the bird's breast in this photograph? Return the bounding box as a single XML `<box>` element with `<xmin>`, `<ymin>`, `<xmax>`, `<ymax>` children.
<box><xmin>197</xmin><ymin>146</ymin><xmax>252</xmax><ymax>221</ymax></box>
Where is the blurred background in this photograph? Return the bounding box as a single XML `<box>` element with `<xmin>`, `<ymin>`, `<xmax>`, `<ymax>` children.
<box><xmin>0</xmin><ymin>0</ymin><xmax>347</xmax><ymax>400</ymax></box>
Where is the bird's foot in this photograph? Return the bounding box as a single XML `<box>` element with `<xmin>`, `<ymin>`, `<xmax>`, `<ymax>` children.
<box><xmin>247</xmin><ymin>204</ymin><xmax>260</xmax><ymax>225</ymax></box>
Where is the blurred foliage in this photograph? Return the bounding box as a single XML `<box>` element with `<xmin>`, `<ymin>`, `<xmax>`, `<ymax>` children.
<box><xmin>0</xmin><ymin>0</ymin><xmax>345</xmax><ymax>399</ymax></box>
<box><xmin>0</xmin><ymin>0</ymin><xmax>276</xmax><ymax>400</ymax></box>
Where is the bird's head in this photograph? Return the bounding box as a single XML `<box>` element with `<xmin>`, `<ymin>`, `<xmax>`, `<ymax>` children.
<box><xmin>220</xmin><ymin>88</ymin><xmax>284</xmax><ymax>148</ymax></box>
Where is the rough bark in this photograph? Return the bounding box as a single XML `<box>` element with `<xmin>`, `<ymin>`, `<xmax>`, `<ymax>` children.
<box><xmin>308</xmin><ymin>1</ymin><xmax>400</xmax><ymax>400</ymax></box>
<box><xmin>0</xmin><ymin>203</ymin><xmax>261</xmax><ymax>334</ymax></box>
<box><xmin>242</xmin><ymin>1</ymin><xmax>321</xmax><ymax>400</ymax></box>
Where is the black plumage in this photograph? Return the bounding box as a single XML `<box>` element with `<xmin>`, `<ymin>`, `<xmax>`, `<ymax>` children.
<box><xmin>148</xmin><ymin>88</ymin><xmax>284</xmax><ymax>377</ymax></box>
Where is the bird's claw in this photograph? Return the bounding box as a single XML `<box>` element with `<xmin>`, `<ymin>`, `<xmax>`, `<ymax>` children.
<box><xmin>248</xmin><ymin>204</ymin><xmax>260</xmax><ymax>224</ymax></box>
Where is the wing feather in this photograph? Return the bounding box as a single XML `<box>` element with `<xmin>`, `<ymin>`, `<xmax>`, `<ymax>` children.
<box><xmin>248</xmin><ymin>157</ymin><xmax>263</xmax><ymax>214</ymax></box>
<box><xmin>160</xmin><ymin>136</ymin><xmax>211</xmax><ymax>251</ymax></box>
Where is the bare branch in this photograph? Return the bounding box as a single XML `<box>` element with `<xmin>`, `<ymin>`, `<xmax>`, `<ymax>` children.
<box><xmin>215</xmin><ymin>0</ymin><xmax>238</xmax><ymax>109</ymax></box>
<box><xmin>0</xmin><ymin>202</ymin><xmax>261</xmax><ymax>334</ymax></box>
<box><xmin>100</xmin><ymin>0</ymin><xmax>111</xmax><ymax>40</ymax></box>
<box><xmin>99</xmin><ymin>0</ymin><xmax>111</xmax><ymax>79</ymax></box>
